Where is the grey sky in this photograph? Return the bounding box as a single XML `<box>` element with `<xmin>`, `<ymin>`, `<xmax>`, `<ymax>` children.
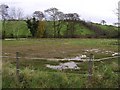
<box><xmin>0</xmin><ymin>0</ymin><xmax>119</xmax><ymax>25</ymax></box>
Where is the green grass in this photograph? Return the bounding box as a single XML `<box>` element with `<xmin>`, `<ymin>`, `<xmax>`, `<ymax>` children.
<box><xmin>2</xmin><ymin>38</ymin><xmax>119</xmax><ymax>88</ymax></box>
<box><xmin>93</xmin><ymin>23</ymin><xmax>118</xmax><ymax>31</ymax></box>
<box><xmin>2</xmin><ymin>20</ymin><xmax>118</xmax><ymax>38</ymax></box>
<box><xmin>75</xmin><ymin>23</ymin><xmax>95</xmax><ymax>36</ymax></box>
<box><xmin>2</xmin><ymin>57</ymin><xmax>119</xmax><ymax>88</ymax></box>
<box><xmin>2</xmin><ymin>39</ymin><xmax>118</xmax><ymax>59</ymax></box>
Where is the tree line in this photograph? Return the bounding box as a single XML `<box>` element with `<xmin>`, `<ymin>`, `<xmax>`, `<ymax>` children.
<box><xmin>25</xmin><ymin>8</ymin><xmax>81</xmax><ymax>38</ymax></box>
<box><xmin>0</xmin><ymin>4</ymin><xmax>118</xmax><ymax>39</ymax></box>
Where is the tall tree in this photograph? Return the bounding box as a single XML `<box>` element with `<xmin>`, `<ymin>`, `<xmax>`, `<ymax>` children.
<box><xmin>0</xmin><ymin>4</ymin><xmax>9</xmax><ymax>39</ymax></box>
<box><xmin>0</xmin><ymin>4</ymin><xmax>9</xmax><ymax>20</ymax></box>
<box><xmin>33</xmin><ymin>11</ymin><xmax>46</xmax><ymax>38</ymax></box>
<box><xmin>55</xmin><ymin>11</ymin><xmax>64</xmax><ymax>38</ymax></box>
<box><xmin>36</xmin><ymin>20</ymin><xmax>46</xmax><ymax>38</ymax></box>
<box><xmin>113</xmin><ymin>7</ymin><xmax>120</xmax><ymax>26</ymax></box>
<box><xmin>9</xmin><ymin>7</ymin><xmax>24</xmax><ymax>20</ymax></box>
<box><xmin>101</xmin><ymin>20</ymin><xmax>106</xmax><ymax>25</ymax></box>
<box><xmin>33</xmin><ymin>11</ymin><xmax>44</xmax><ymax>20</ymax></box>
<box><xmin>26</xmin><ymin>17</ymin><xmax>39</xmax><ymax>37</ymax></box>
<box><xmin>17</xmin><ymin>8</ymin><xmax>24</xmax><ymax>20</ymax></box>
<box><xmin>64</xmin><ymin>13</ymin><xmax>80</xmax><ymax>38</ymax></box>
<box><xmin>45</xmin><ymin>7</ymin><xmax>61</xmax><ymax>38</ymax></box>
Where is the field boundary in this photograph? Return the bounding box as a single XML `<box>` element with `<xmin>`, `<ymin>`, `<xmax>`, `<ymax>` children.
<box><xmin>2</xmin><ymin>55</ymin><xmax>119</xmax><ymax>62</ymax></box>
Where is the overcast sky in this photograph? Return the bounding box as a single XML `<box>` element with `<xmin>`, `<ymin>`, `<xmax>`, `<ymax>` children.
<box><xmin>0</xmin><ymin>0</ymin><xmax>119</xmax><ymax>25</ymax></box>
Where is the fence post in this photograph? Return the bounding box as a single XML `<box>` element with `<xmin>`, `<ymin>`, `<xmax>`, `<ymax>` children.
<box><xmin>16</xmin><ymin>52</ymin><xmax>19</xmax><ymax>80</ymax></box>
<box><xmin>88</xmin><ymin>53</ymin><xmax>94</xmax><ymax>87</ymax></box>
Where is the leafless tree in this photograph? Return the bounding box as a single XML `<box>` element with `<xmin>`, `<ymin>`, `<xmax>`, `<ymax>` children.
<box><xmin>0</xmin><ymin>4</ymin><xmax>9</xmax><ymax>39</ymax></box>
<box><xmin>0</xmin><ymin>4</ymin><xmax>9</xmax><ymax>20</ymax></box>
<box><xmin>64</xmin><ymin>13</ymin><xmax>80</xmax><ymax>37</ymax></box>
<box><xmin>101</xmin><ymin>20</ymin><xmax>106</xmax><ymax>25</ymax></box>
<box><xmin>113</xmin><ymin>6</ymin><xmax>120</xmax><ymax>26</ymax></box>
<box><xmin>64</xmin><ymin>13</ymin><xmax>80</xmax><ymax>21</ymax></box>
<box><xmin>45</xmin><ymin>7</ymin><xmax>62</xmax><ymax>38</ymax></box>
<box><xmin>9</xmin><ymin>7</ymin><xmax>16</xmax><ymax>20</ymax></box>
<box><xmin>9</xmin><ymin>7</ymin><xmax>24</xmax><ymax>20</ymax></box>
<box><xmin>33</xmin><ymin>11</ymin><xmax>44</xmax><ymax>21</ymax></box>
<box><xmin>16</xmin><ymin>8</ymin><xmax>24</xmax><ymax>20</ymax></box>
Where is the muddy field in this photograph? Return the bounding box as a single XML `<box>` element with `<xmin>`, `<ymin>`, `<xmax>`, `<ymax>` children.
<box><xmin>2</xmin><ymin>38</ymin><xmax>119</xmax><ymax>88</ymax></box>
<box><xmin>2</xmin><ymin>38</ymin><xmax>118</xmax><ymax>58</ymax></box>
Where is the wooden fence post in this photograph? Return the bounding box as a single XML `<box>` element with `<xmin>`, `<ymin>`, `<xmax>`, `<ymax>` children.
<box><xmin>88</xmin><ymin>53</ymin><xmax>94</xmax><ymax>87</ymax></box>
<box><xmin>16</xmin><ymin>52</ymin><xmax>19</xmax><ymax>80</ymax></box>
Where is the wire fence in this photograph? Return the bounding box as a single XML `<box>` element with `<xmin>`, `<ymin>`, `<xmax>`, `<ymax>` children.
<box><xmin>2</xmin><ymin>52</ymin><xmax>119</xmax><ymax>87</ymax></box>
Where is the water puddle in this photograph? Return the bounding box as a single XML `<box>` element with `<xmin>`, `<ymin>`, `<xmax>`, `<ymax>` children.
<box><xmin>5</xmin><ymin>39</ymin><xmax>16</xmax><ymax>41</ymax></box>
<box><xmin>46</xmin><ymin>61</ymin><xmax>80</xmax><ymax>70</ymax></box>
<box><xmin>112</xmin><ymin>53</ymin><xmax>120</xmax><ymax>56</ymax></box>
<box><xmin>63</xmin><ymin>55</ymin><xmax>86</xmax><ymax>61</ymax></box>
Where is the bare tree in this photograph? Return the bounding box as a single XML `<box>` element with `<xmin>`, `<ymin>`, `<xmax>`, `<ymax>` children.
<box><xmin>64</xmin><ymin>13</ymin><xmax>80</xmax><ymax>21</ymax></box>
<box><xmin>0</xmin><ymin>4</ymin><xmax>9</xmax><ymax>39</ymax></box>
<box><xmin>101</xmin><ymin>20</ymin><xmax>106</xmax><ymax>25</ymax></box>
<box><xmin>112</xmin><ymin>3</ymin><xmax>120</xmax><ymax>26</ymax></box>
<box><xmin>9</xmin><ymin>7</ymin><xmax>16</xmax><ymax>20</ymax></box>
<box><xmin>16</xmin><ymin>8</ymin><xmax>24</xmax><ymax>20</ymax></box>
<box><xmin>33</xmin><ymin>11</ymin><xmax>44</xmax><ymax>20</ymax></box>
<box><xmin>64</xmin><ymin>13</ymin><xmax>80</xmax><ymax>37</ymax></box>
<box><xmin>44</xmin><ymin>7</ymin><xmax>61</xmax><ymax>38</ymax></box>
<box><xmin>0</xmin><ymin>4</ymin><xmax>9</xmax><ymax>20</ymax></box>
<box><xmin>9</xmin><ymin>7</ymin><xmax>24</xmax><ymax>20</ymax></box>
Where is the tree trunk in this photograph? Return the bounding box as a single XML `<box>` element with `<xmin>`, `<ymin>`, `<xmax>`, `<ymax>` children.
<box><xmin>53</xmin><ymin>19</ymin><xmax>56</xmax><ymax>38</ymax></box>
<box><xmin>2</xmin><ymin>20</ymin><xmax>6</xmax><ymax>39</ymax></box>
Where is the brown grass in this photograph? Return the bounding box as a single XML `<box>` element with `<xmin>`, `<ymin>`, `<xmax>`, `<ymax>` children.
<box><xmin>2</xmin><ymin>38</ymin><xmax>118</xmax><ymax>59</ymax></box>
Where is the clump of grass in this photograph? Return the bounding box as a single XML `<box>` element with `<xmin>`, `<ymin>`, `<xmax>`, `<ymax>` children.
<box><xmin>2</xmin><ymin>61</ymin><xmax>18</xmax><ymax>88</ymax></box>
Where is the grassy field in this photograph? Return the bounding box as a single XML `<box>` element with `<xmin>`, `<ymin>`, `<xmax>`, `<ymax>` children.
<box><xmin>2</xmin><ymin>38</ymin><xmax>118</xmax><ymax>58</ymax></box>
<box><xmin>2</xmin><ymin>38</ymin><xmax>119</xmax><ymax>88</ymax></box>
<box><xmin>3</xmin><ymin>58</ymin><xmax>118</xmax><ymax>88</ymax></box>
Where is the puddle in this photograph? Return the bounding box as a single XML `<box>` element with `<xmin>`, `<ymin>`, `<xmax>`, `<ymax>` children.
<box><xmin>5</xmin><ymin>38</ymin><xmax>27</xmax><ymax>41</ymax></box>
<box><xmin>47</xmin><ymin>55</ymin><xmax>88</xmax><ymax>61</ymax></box>
<box><xmin>5</xmin><ymin>39</ymin><xmax>16</xmax><ymax>41</ymax></box>
<box><xmin>84</xmin><ymin>49</ymin><xmax>100</xmax><ymax>52</ymax></box>
<box><xmin>2</xmin><ymin>50</ymin><xmax>119</xmax><ymax>63</ymax></box>
<box><xmin>84</xmin><ymin>48</ymin><xmax>115</xmax><ymax>55</ymax></box>
<box><xmin>46</xmin><ymin>61</ymin><xmax>80</xmax><ymax>70</ymax></box>
<box><xmin>112</xmin><ymin>53</ymin><xmax>120</xmax><ymax>56</ymax></box>
<box><xmin>63</xmin><ymin>55</ymin><xmax>87</xmax><ymax>61</ymax></box>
